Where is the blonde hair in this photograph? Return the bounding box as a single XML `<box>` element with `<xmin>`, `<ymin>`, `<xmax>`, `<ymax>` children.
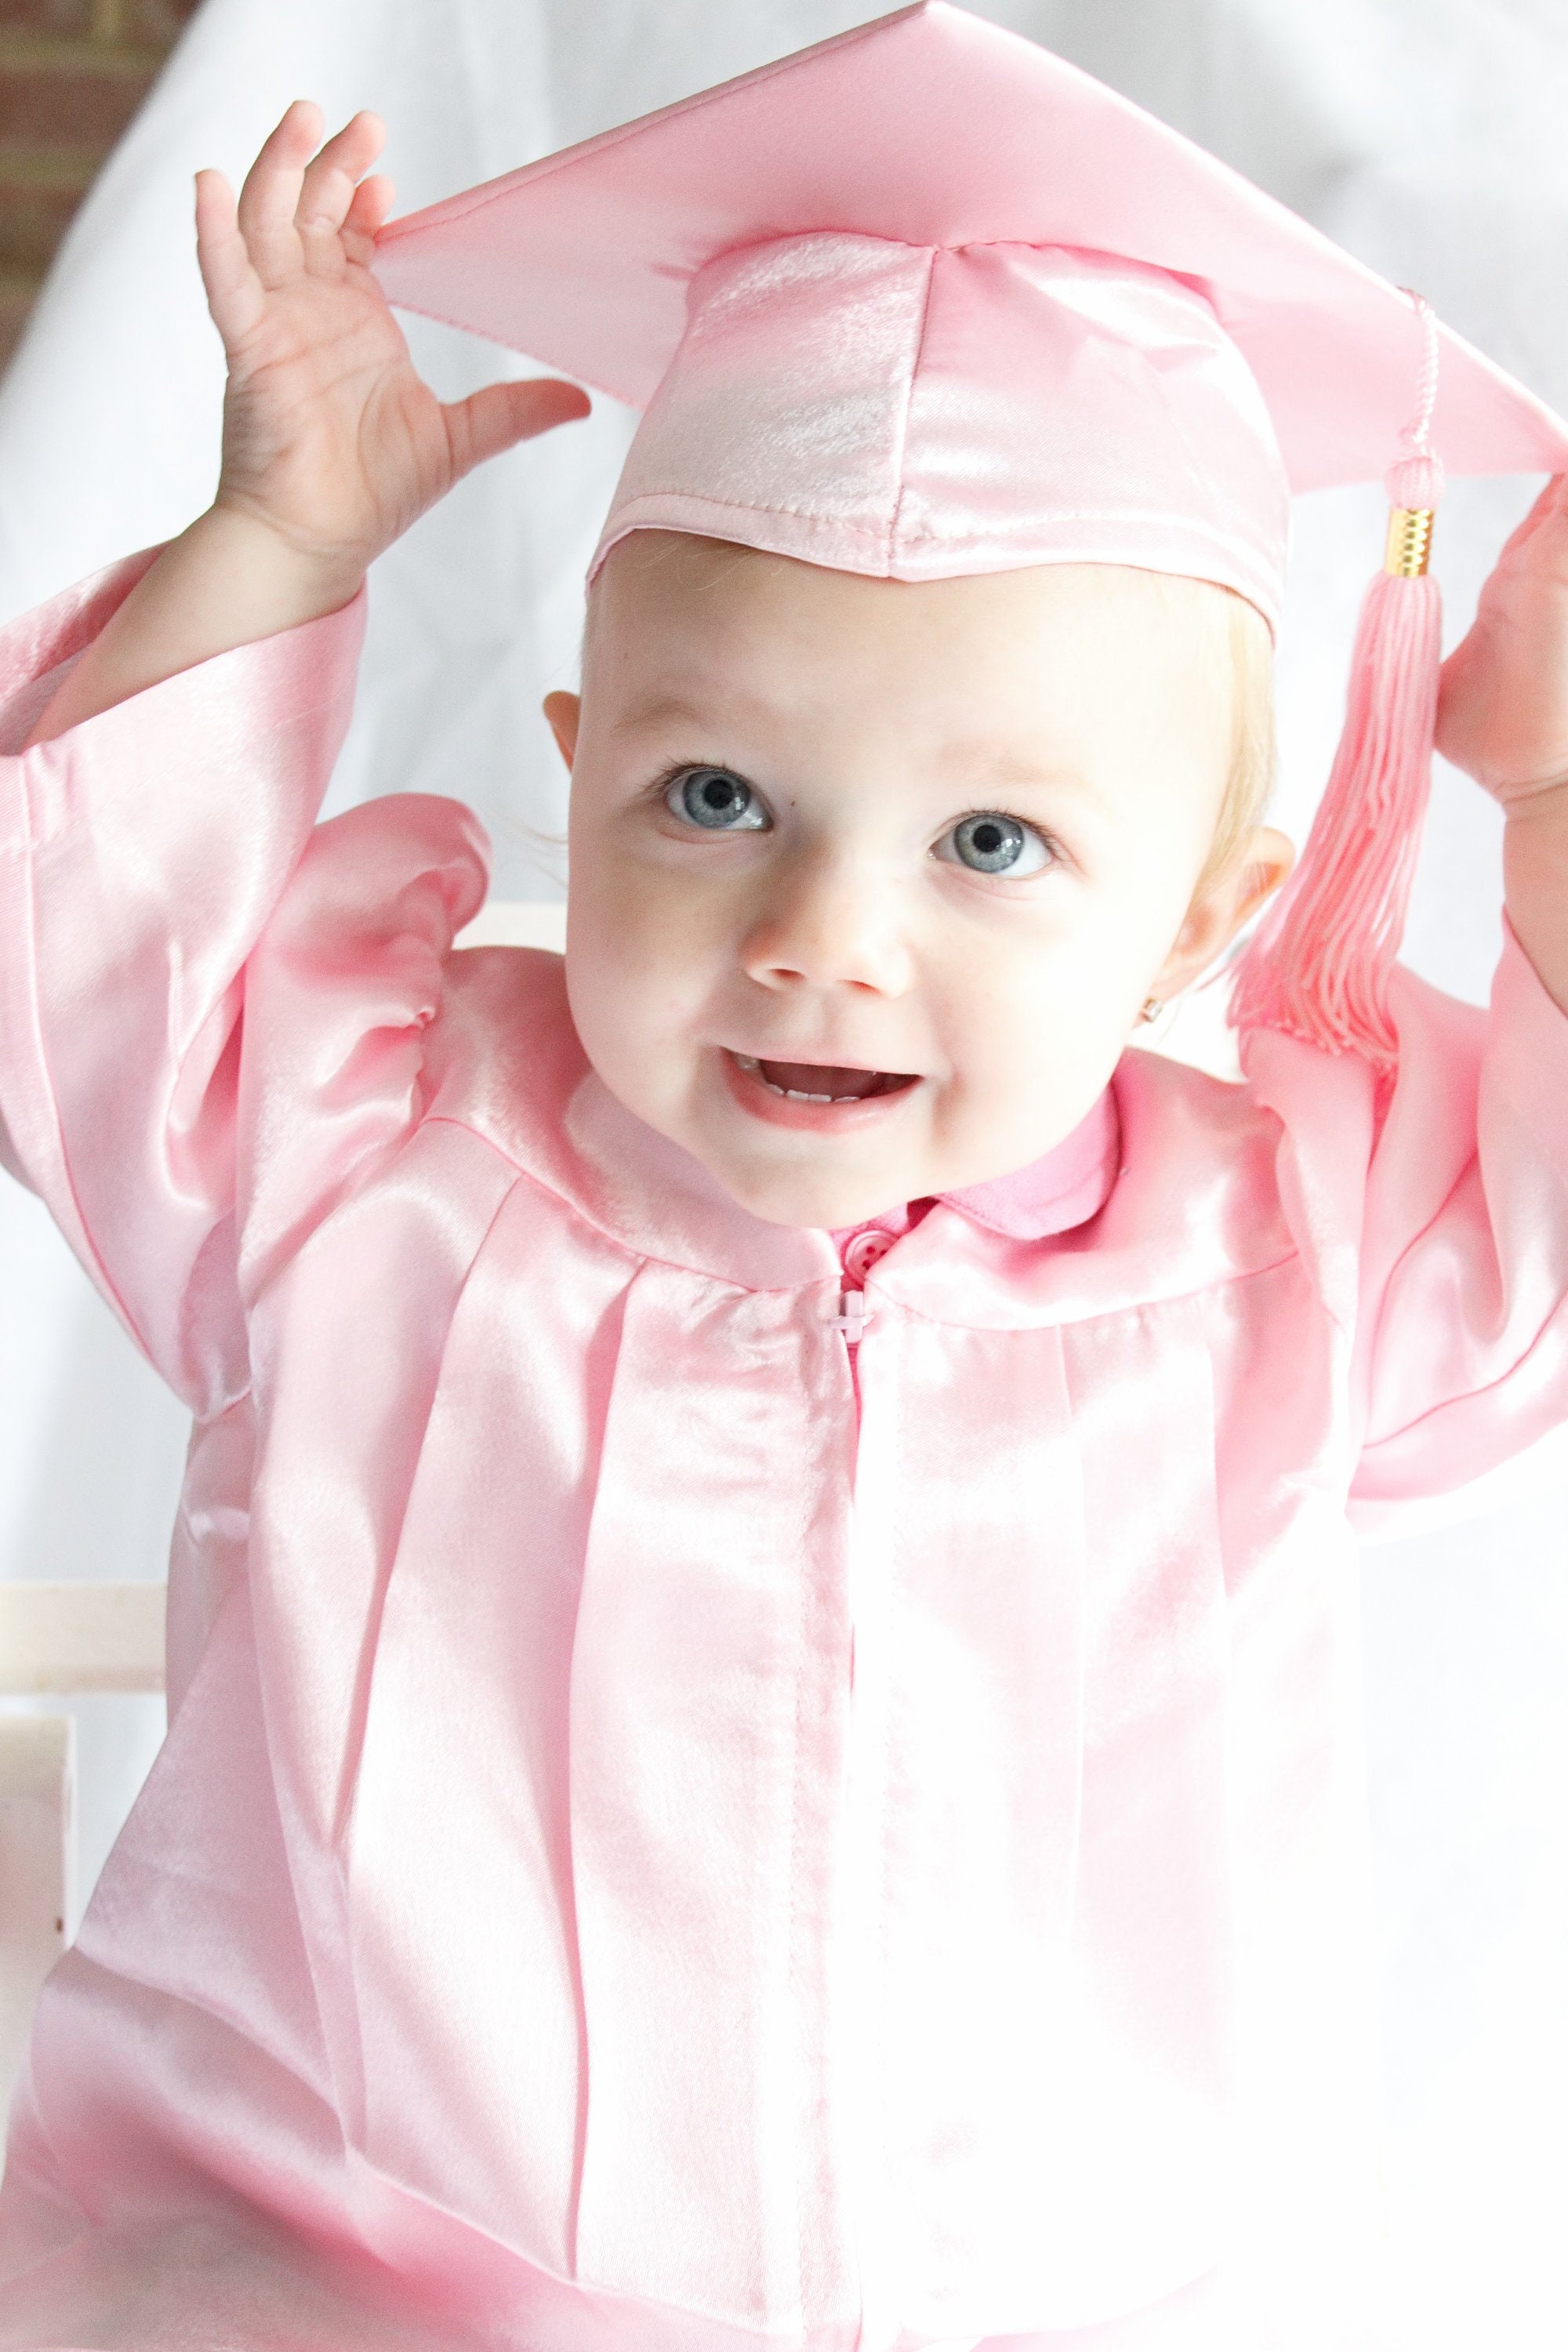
<box><xmin>1196</xmin><ymin>582</ymin><xmax>1278</xmax><ymax>898</ymax></box>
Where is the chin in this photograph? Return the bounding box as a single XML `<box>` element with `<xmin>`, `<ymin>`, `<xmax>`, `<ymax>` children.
<box><xmin>711</xmin><ymin>1160</ymin><xmax>898</xmax><ymax>1232</ymax></box>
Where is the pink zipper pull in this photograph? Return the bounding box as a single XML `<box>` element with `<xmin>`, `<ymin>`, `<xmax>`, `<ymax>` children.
<box><xmin>829</xmin><ymin>1290</ymin><xmax>874</xmax><ymax>1345</ymax></box>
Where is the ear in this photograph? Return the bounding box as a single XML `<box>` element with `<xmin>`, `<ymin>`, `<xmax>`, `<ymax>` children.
<box><xmin>1150</xmin><ymin>825</ymin><xmax>1295</xmax><ymax>1000</ymax></box>
<box><xmin>542</xmin><ymin>689</ymin><xmax>581</xmax><ymax>772</ymax></box>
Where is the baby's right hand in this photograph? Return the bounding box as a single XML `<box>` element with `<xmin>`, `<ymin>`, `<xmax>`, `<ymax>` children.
<box><xmin>24</xmin><ymin>106</ymin><xmax>590</xmax><ymax>746</ymax></box>
<box><xmin>198</xmin><ymin>103</ymin><xmax>590</xmax><ymax>578</ymax></box>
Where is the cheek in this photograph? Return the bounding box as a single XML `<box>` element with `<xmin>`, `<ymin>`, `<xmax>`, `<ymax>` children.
<box><xmin>963</xmin><ymin>906</ymin><xmax>1132</xmax><ymax>1029</ymax></box>
<box><xmin>934</xmin><ymin>916</ymin><xmax>1148</xmax><ymax>1105</ymax></box>
<box><xmin>564</xmin><ymin>864</ymin><xmax>725</xmax><ymax>1087</ymax></box>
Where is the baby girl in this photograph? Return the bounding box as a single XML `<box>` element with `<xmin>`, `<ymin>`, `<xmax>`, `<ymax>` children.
<box><xmin>2</xmin><ymin>9</ymin><xmax>1568</xmax><ymax>2350</ymax></box>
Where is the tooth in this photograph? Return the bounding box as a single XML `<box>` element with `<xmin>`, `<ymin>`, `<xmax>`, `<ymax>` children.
<box><xmin>786</xmin><ymin>1089</ymin><xmax>835</xmax><ymax>1102</ymax></box>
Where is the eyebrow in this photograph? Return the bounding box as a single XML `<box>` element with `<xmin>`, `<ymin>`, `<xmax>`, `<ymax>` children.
<box><xmin>940</xmin><ymin>745</ymin><xmax>1096</xmax><ymax>796</ymax></box>
<box><xmin>608</xmin><ymin>690</ymin><xmax>763</xmax><ymax>735</ymax></box>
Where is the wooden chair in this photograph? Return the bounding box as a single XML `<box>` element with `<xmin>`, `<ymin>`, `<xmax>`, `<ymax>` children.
<box><xmin>0</xmin><ymin>1581</ymin><xmax>165</xmax><ymax>2113</ymax></box>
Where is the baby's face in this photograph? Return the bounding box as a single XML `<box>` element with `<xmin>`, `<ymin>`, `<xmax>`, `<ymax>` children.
<box><xmin>552</xmin><ymin>533</ymin><xmax>1283</xmax><ymax>1230</ymax></box>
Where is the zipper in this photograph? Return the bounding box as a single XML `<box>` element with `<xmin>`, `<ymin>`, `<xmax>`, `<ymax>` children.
<box><xmin>829</xmin><ymin>1280</ymin><xmax>873</xmax><ymax>1416</ymax></box>
<box><xmin>831</xmin><ymin>1219</ymin><xmax>895</xmax><ymax>1419</ymax></box>
<box><xmin>826</xmin><ymin>1255</ymin><xmax>887</xmax><ymax>2345</ymax></box>
<box><xmin>829</xmin><ymin>1285</ymin><xmax>874</xmax><ymax>1345</ymax></box>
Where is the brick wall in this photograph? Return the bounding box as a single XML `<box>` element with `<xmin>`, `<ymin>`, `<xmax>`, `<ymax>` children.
<box><xmin>1</xmin><ymin>0</ymin><xmax>200</xmax><ymax>374</ymax></box>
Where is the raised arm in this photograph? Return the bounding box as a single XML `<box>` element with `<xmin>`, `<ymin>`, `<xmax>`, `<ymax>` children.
<box><xmin>1315</xmin><ymin>472</ymin><xmax>1568</xmax><ymax>1520</ymax></box>
<box><xmin>1</xmin><ymin>103</ymin><xmax>588</xmax><ymax>1408</ymax></box>
<box><xmin>27</xmin><ymin>102</ymin><xmax>589</xmax><ymax>742</ymax></box>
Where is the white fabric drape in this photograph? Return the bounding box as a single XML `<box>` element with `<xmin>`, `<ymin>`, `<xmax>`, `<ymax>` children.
<box><xmin>0</xmin><ymin>4</ymin><xmax>1564</xmax><ymax>2343</ymax></box>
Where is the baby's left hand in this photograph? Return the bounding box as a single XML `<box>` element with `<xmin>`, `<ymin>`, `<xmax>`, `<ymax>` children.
<box><xmin>1436</xmin><ymin>470</ymin><xmax>1568</xmax><ymax>808</ymax></box>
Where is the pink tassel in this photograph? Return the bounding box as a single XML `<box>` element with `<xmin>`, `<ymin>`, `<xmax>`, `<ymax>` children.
<box><xmin>1230</xmin><ymin>296</ymin><xmax>1444</xmax><ymax>1076</ymax></box>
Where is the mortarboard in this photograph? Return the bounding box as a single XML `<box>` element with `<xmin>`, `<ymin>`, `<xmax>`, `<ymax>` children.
<box><xmin>373</xmin><ymin>0</ymin><xmax>1568</xmax><ymax>1074</ymax></box>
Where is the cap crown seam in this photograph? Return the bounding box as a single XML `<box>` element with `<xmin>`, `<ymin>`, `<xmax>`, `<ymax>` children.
<box><xmin>884</xmin><ymin>244</ymin><xmax>939</xmax><ymax>568</ymax></box>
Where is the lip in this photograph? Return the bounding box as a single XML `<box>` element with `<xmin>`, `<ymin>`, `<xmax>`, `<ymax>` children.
<box><xmin>718</xmin><ymin>1047</ymin><xmax>924</xmax><ymax>1133</ymax></box>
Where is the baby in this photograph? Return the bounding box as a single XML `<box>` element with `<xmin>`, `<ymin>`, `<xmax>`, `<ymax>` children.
<box><xmin>4</xmin><ymin>61</ymin><xmax>1568</xmax><ymax>2352</ymax></box>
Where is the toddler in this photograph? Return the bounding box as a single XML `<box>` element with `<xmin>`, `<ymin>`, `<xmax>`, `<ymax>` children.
<box><xmin>3</xmin><ymin>9</ymin><xmax>1568</xmax><ymax>2350</ymax></box>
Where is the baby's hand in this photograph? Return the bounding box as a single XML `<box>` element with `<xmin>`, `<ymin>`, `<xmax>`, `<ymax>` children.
<box><xmin>198</xmin><ymin>103</ymin><xmax>590</xmax><ymax>576</ymax></box>
<box><xmin>1436</xmin><ymin>470</ymin><xmax>1568</xmax><ymax>808</ymax></box>
<box><xmin>24</xmin><ymin>105</ymin><xmax>590</xmax><ymax>746</ymax></box>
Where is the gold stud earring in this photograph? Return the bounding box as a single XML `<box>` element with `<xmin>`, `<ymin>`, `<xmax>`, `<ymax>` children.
<box><xmin>1139</xmin><ymin>996</ymin><xmax>1163</xmax><ymax>1025</ymax></box>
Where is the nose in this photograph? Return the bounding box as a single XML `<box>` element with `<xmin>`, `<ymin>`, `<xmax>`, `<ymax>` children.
<box><xmin>738</xmin><ymin>844</ymin><xmax>916</xmax><ymax>997</ymax></box>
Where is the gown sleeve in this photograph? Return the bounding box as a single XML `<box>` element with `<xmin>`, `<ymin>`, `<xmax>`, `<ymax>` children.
<box><xmin>1243</xmin><ymin>919</ymin><xmax>1568</xmax><ymax>1531</ymax></box>
<box><xmin>0</xmin><ymin>547</ymin><xmax>373</xmax><ymax>1415</ymax></box>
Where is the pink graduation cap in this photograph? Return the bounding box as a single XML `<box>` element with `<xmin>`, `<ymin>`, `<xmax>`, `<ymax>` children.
<box><xmin>373</xmin><ymin>0</ymin><xmax>1568</xmax><ymax>1074</ymax></box>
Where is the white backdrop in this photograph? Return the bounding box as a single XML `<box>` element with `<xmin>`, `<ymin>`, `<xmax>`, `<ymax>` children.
<box><xmin>0</xmin><ymin>3</ymin><xmax>1565</xmax><ymax>2344</ymax></box>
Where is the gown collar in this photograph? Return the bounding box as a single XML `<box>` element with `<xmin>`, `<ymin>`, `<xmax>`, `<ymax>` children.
<box><xmin>430</xmin><ymin>949</ymin><xmax>1294</xmax><ymax>1323</ymax></box>
<box><xmin>829</xmin><ymin>1084</ymin><xmax>1120</xmax><ymax>1250</ymax></box>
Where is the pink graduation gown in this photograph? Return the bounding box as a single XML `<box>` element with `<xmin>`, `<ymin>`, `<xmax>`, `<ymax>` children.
<box><xmin>2</xmin><ymin>550</ymin><xmax>1567</xmax><ymax>2352</ymax></box>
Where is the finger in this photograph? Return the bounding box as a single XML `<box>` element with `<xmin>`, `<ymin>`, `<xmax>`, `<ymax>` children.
<box><xmin>295</xmin><ymin>110</ymin><xmax>387</xmax><ymax>274</ymax></box>
<box><xmin>442</xmin><ymin>378</ymin><xmax>593</xmax><ymax>483</ymax></box>
<box><xmin>194</xmin><ymin>168</ymin><xmax>267</xmax><ymax>353</ymax></box>
<box><xmin>341</xmin><ymin>172</ymin><xmax>397</xmax><ymax>267</ymax></box>
<box><xmin>235</xmin><ymin>100</ymin><xmax>324</xmax><ymax>283</ymax></box>
<box><xmin>1522</xmin><ymin>471</ymin><xmax>1568</xmax><ymax>557</ymax></box>
<box><xmin>1496</xmin><ymin>470</ymin><xmax>1568</xmax><ymax>564</ymax></box>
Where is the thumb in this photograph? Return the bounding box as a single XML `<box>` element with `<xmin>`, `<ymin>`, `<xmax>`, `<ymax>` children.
<box><xmin>442</xmin><ymin>376</ymin><xmax>591</xmax><ymax>483</ymax></box>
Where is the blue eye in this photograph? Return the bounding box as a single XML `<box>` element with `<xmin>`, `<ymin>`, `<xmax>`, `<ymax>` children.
<box><xmin>666</xmin><ymin>767</ymin><xmax>768</xmax><ymax>830</ymax></box>
<box><xmin>939</xmin><ymin>811</ymin><xmax>1054</xmax><ymax>877</ymax></box>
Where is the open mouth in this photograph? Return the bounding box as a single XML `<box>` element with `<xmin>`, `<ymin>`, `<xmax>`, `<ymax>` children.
<box><xmin>730</xmin><ymin>1052</ymin><xmax>920</xmax><ymax>1104</ymax></box>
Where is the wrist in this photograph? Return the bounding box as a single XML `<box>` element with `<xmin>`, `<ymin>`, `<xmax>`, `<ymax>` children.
<box><xmin>195</xmin><ymin>499</ymin><xmax>367</xmax><ymax>624</ymax></box>
<box><xmin>23</xmin><ymin>502</ymin><xmax>366</xmax><ymax>748</ymax></box>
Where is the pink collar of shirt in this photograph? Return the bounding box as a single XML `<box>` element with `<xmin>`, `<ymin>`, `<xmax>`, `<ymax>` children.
<box><xmin>828</xmin><ymin>1083</ymin><xmax>1121</xmax><ymax>1254</ymax></box>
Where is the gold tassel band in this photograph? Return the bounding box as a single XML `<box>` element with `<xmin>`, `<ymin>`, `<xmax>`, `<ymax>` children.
<box><xmin>1384</xmin><ymin>506</ymin><xmax>1435</xmax><ymax>577</ymax></box>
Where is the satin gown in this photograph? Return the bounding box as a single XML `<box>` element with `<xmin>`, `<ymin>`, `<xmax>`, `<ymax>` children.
<box><xmin>2</xmin><ymin>551</ymin><xmax>1567</xmax><ymax>2352</ymax></box>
